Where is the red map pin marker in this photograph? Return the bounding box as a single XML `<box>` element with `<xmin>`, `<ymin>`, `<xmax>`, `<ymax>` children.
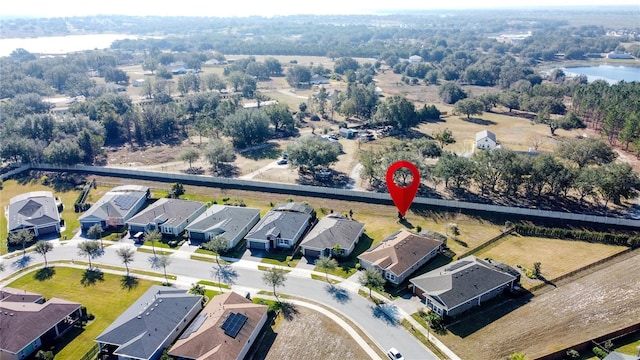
<box><xmin>386</xmin><ymin>160</ymin><xmax>420</xmax><ymax>217</ymax></box>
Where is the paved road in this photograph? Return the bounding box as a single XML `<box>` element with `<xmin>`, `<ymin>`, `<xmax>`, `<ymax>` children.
<box><xmin>0</xmin><ymin>239</ymin><xmax>439</xmax><ymax>360</ymax></box>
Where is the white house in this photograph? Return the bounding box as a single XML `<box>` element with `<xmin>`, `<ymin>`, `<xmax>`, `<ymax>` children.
<box><xmin>7</xmin><ymin>192</ymin><xmax>60</xmax><ymax>237</ymax></box>
<box><xmin>475</xmin><ymin>130</ymin><xmax>497</xmax><ymax>150</ymax></box>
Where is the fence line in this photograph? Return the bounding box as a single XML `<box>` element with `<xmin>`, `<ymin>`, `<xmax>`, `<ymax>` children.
<box><xmin>79</xmin><ymin>344</ymin><xmax>99</xmax><ymax>360</ymax></box>
<box><xmin>456</xmin><ymin>228</ymin><xmax>516</xmax><ymax>260</ymax></box>
<box><xmin>6</xmin><ymin>163</ymin><xmax>640</xmax><ymax>227</ymax></box>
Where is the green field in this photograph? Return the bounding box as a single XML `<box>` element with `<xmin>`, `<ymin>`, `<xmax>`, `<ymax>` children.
<box><xmin>7</xmin><ymin>266</ymin><xmax>157</xmax><ymax>359</ymax></box>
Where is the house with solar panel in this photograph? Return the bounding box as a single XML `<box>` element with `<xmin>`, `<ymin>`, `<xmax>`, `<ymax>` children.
<box><xmin>168</xmin><ymin>292</ymin><xmax>268</xmax><ymax>360</ymax></box>
<box><xmin>245</xmin><ymin>202</ymin><xmax>315</xmax><ymax>251</ymax></box>
<box><xmin>410</xmin><ymin>256</ymin><xmax>520</xmax><ymax>319</ymax></box>
<box><xmin>185</xmin><ymin>205</ymin><xmax>261</xmax><ymax>248</ymax></box>
<box><xmin>95</xmin><ymin>285</ymin><xmax>202</xmax><ymax>360</ymax></box>
<box><xmin>7</xmin><ymin>191</ymin><xmax>61</xmax><ymax>237</ymax></box>
<box><xmin>79</xmin><ymin>185</ymin><xmax>149</xmax><ymax>232</ymax></box>
<box><xmin>126</xmin><ymin>198</ymin><xmax>206</xmax><ymax>237</ymax></box>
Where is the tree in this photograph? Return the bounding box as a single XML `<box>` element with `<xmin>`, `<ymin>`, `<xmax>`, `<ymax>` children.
<box><xmin>144</xmin><ymin>229</ymin><xmax>162</xmax><ymax>255</ymax></box>
<box><xmin>77</xmin><ymin>240</ymin><xmax>102</xmax><ymax>269</ymax></box>
<box><xmin>286</xmin><ymin>65</ymin><xmax>311</xmax><ymax>88</ymax></box>
<box><xmin>116</xmin><ymin>246</ymin><xmax>136</xmax><ymax>276</ymax></box>
<box><xmin>190</xmin><ymin>283</ymin><xmax>206</xmax><ymax>296</ymax></box>
<box><xmin>334</xmin><ymin>57</ymin><xmax>359</xmax><ymax>75</ymax></box>
<box><xmin>359</xmin><ymin>268</ymin><xmax>385</xmax><ymax>299</ymax></box>
<box><xmin>532</xmin><ymin>262</ymin><xmax>542</xmax><ymax>278</ymax></box>
<box><xmin>433</xmin><ymin>128</ymin><xmax>456</xmax><ymax>148</ymax></box>
<box><xmin>223</xmin><ymin>109</ymin><xmax>271</xmax><ymax>148</ymax></box>
<box><xmin>8</xmin><ymin>230</ymin><xmax>34</xmax><ymax>255</ymax></box>
<box><xmin>171</xmin><ymin>182</ymin><xmax>185</xmax><ymax>198</ymax></box>
<box><xmin>498</xmin><ymin>91</ymin><xmax>520</xmax><ymax>112</ymax></box>
<box><xmin>204</xmin><ymin>138</ymin><xmax>236</xmax><ymax>174</ymax></box>
<box><xmin>597</xmin><ymin>162</ymin><xmax>640</xmax><ymax>206</ymax></box>
<box><xmin>315</xmin><ymin>256</ymin><xmax>338</xmax><ymax>283</ymax></box>
<box><xmin>86</xmin><ymin>223</ymin><xmax>103</xmax><ymax>245</ymax></box>
<box><xmin>438</xmin><ymin>82</ymin><xmax>467</xmax><ymax>104</ymax></box>
<box><xmin>374</xmin><ymin>95</ymin><xmax>419</xmax><ymax>129</ymax></box>
<box><xmin>454</xmin><ymin>98</ymin><xmax>484</xmax><ymax>119</ymax></box>
<box><xmin>509</xmin><ymin>353</ymin><xmax>527</xmax><ymax>360</ymax></box>
<box><xmin>202</xmin><ymin>235</ymin><xmax>228</xmax><ymax>265</ymax></box>
<box><xmin>286</xmin><ymin>136</ymin><xmax>340</xmax><ymax>172</ymax></box>
<box><xmin>262</xmin><ymin>267</ymin><xmax>287</xmax><ymax>301</ymax></box>
<box><xmin>180</xmin><ymin>148</ymin><xmax>200</xmax><ymax>169</ymax></box>
<box><xmin>150</xmin><ymin>255</ymin><xmax>173</xmax><ymax>284</ymax></box>
<box><xmin>34</xmin><ymin>240</ymin><xmax>53</xmax><ymax>267</ymax></box>
<box><xmin>556</xmin><ymin>138</ymin><xmax>617</xmax><ymax>168</ymax></box>
<box><xmin>266</xmin><ymin>104</ymin><xmax>295</xmax><ymax>134</ymax></box>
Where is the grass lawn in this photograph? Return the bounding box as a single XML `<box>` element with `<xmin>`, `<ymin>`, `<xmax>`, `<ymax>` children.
<box><xmin>474</xmin><ymin>234</ymin><xmax>628</xmax><ymax>284</ymax></box>
<box><xmin>1</xmin><ymin>178</ymin><xmax>82</xmax><ymax>254</ymax></box>
<box><xmin>197</xmin><ymin>279</ymin><xmax>231</xmax><ymax>289</ymax></box>
<box><xmin>7</xmin><ymin>266</ymin><xmax>157</xmax><ymax>360</ymax></box>
<box><xmin>260</xmin><ymin>250</ymin><xmax>301</xmax><ymax>267</ymax></box>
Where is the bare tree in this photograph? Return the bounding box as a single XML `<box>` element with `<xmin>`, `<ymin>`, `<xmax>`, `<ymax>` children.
<box><xmin>149</xmin><ymin>254</ymin><xmax>172</xmax><ymax>284</ymax></box>
<box><xmin>201</xmin><ymin>235</ymin><xmax>228</xmax><ymax>265</ymax></box>
<box><xmin>315</xmin><ymin>256</ymin><xmax>338</xmax><ymax>283</ymax></box>
<box><xmin>262</xmin><ymin>267</ymin><xmax>287</xmax><ymax>301</ymax></box>
<box><xmin>77</xmin><ymin>240</ymin><xmax>102</xmax><ymax>269</ymax></box>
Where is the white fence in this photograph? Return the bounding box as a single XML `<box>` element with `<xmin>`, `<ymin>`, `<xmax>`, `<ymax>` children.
<box><xmin>7</xmin><ymin>163</ymin><xmax>640</xmax><ymax>227</ymax></box>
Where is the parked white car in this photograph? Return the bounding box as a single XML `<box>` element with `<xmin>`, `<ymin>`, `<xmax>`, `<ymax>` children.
<box><xmin>387</xmin><ymin>347</ymin><xmax>404</xmax><ymax>360</ymax></box>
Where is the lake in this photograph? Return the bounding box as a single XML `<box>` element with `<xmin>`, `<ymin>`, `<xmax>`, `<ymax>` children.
<box><xmin>561</xmin><ymin>64</ymin><xmax>640</xmax><ymax>84</ymax></box>
<box><xmin>0</xmin><ymin>33</ymin><xmax>140</xmax><ymax>57</ymax></box>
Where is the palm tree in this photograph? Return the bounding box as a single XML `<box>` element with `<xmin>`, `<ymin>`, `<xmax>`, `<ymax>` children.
<box><xmin>315</xmin><ymin>256</ymin><xmax>338</xmax><ymax>283</ymax></box>
<box><xmin>144</xmin><ymin>229</ymin><xmax>161</xmax><ymax>255</ymax></box>
<box><xmin>34</xmin><ymin>241</ymin><xmax>53</xmax><ymax>267</ymax></box>
<box><xmin>115</xmin><ymin>246</ymin><xmax>136</xmax><ymax>276</ymax></box>
<box><xmin>190</xmin><ymin>283</ymin><xmax>205</xmax><ymax>296</ymax></box>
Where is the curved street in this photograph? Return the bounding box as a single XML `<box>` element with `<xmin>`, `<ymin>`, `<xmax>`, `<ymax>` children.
<box><xmin>0</xmin><ymin>237</ymin><xmax>446</xmax><ymax>360</ymax></box>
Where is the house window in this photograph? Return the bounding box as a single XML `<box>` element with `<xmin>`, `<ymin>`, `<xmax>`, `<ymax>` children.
<box><xmin>278</xmin><ymin>238</ymin><xmax>289</xmax><ymax>246</ymax></box>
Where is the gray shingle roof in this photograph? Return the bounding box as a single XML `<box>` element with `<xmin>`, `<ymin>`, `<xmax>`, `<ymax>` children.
<box><xmin>79</xmin><ymin>186</ymin><xmax>149</xmax><ymax>223</ymax></box>
<box><xmin>273</xmin><ymin>202</ymin><xmax>315</xmax><ymax>216</ymax></box>
<box><xmin>185</xmin><ymin>205</ymin><xmax>260</xmax><ymax>238</ymax></box>
<box><xmin>475</xmin><ymin>129</ymin><xmax>496</xmax><ymax>142</ymax></box>
<box><xmin>300</xmin><ymin>215</ymin><xmax>364</xmax><ymax>250</ymax></box>
<box><xmin>95</xmin><ymin>285</ymin><xmax>201</xmax><ymax>360</ymax></box>
<box><xmin>246</xmin><ymin>211</ymin><xmax>310</xmax><ymax>241</ymax></box>
<box><xmin>603</xmin><ymin>352</ymin><xmax>639</xmax><ymax>360</ymax></box>
<box><xmin>127</xmin><ymin>198</ymin><xmax>205</xmax><ymax>228</ymax></box>
<box><xmin>410</xmin><ymin>256</ymin><xmax>517</xmax><ymax>311</ymax></box>
<box><xmin>8</xmin><ymin>192</ymin><xmax>60</xmax><ymax>232</ymax></box>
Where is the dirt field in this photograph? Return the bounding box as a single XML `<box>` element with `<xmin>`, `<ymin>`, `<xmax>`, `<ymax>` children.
<box><xmin>474</xmin><ymin>234</ymin><xmax>628</xmax><ymax>282</ymax></box>
<box><xmin>255</xmin><ymin>306</ymin><xmax>370</xmax><ymax>360</ymax></box>
<box><xmin>437</xmin><ymin>250</ymin><xmax>640</xmax><ymax>360</ymax></box>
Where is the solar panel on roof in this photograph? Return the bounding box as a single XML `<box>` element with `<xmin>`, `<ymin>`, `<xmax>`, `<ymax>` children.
<box><xmin>221</xmin><ymin>312</ymin><xmax>247</xmax><ymax>338</ymax></box>
<box><xmin>114</xmin><ymin>195</ymin><xmax>138</xmax><ymax>210</ymax></box>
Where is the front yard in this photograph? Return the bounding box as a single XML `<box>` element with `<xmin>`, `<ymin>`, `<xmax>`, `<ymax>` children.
<box><xmin>7</xmin><ymin>266</ymin><xmax>157</xmax><ymax>359</ymax></box>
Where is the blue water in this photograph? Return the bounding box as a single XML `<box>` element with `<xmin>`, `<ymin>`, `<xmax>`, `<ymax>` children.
<box><xmin>562</xmin><ymin>64</ymin><xmax>640</xmax><ymax>84</ymax></box>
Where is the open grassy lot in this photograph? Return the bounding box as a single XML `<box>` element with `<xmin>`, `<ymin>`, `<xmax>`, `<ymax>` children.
<box><xmin>1</xmin><ymin>178</ymin><xmax>82</xmax><ymax>255</ymax></box>
<box><xmin>7</xmin><ymin>266</ymin><xmax>157</xmax><ymax>360</ymax></box>
<box><xmin>474</xmin><ymin>234</ymin><xmax>629</xmax><ymax>283</ymax></box>
<box><xmin>435</xmin><ymin>251</ymin><xmax>640</xmax><ymax>360</ymax></box>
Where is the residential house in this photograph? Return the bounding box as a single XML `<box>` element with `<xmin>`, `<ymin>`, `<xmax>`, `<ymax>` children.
<box><xmin>126</xmin><ymin>198</ymin><xmax>206</xmax><ymax>236</ymax></box>
<box><xmin>410</xmin><ymin>256</ymin><xmax>520</xmax><ymax>318</ymax></box>
<box><xmin>309</xmin><ymin>74</ymin><xmax>330</xmax><ymax>85</ymax></box>
<box><xmin>357</xmin><ymin>230</ymin><xmax>443</xmax><ymax>285</ymax></box>
<box><xmin>95</xmin><ymin>286</ymin><xmax>202</xmax><ymax>360</ymax></box>
<box><xmin>408</xmin><ymin>55</ymin><xmax>423</xmax><ymax>63</ymax></box>
<box><xmin>245</xmin><ymin>202</ymin><xmax>315</xmax><ymax>251</ymax></box>
<box><xmin>0</xmin><ymin>288</ymin><xmax>82</xmax><ymax>360</ymax></box>
<box><xmin>475</xmin><ymin>129</ymin><xmax>497</xmax><ymax>150</ymax></box>
<box><xmin>185</xmin><ymin>205</ymin><xmax>261</xmax><ymax>248</ymax></box>
<box><xmin>168</xmin><ymin>292</ymin><xmax>268</xmax><ymax>360</ymax></box>
<box><xmin>300</xmin><ymin>214</ymin><xmax>364</xmax><ymax>258</ymax></box>
<box><xmin>133</xmin><ymin>79</ymin><xmax>146</xmax><ymax>87</ymax></box>
<box><xmin>7</xmin><ymin>192</ymin><xmax>60</xmax><ymax>237</ymax></box>
<box><xmin>79</xmin><ymin>185</ymin><xmax>149</xmax><ymax>232</ymax></box>
<box><xmin>607</xmin><ymin>52</ymin><xmax>634</xmax><ymax>60</ymax></box>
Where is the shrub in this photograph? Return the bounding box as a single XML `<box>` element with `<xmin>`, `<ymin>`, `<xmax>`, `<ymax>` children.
<box><xmin>592</xmin><ymin>347</ymin><xmax>608</xmax><ymax>359</ymax></box>
<box><xmin>416</xmin><ymin>225</ymin><xmax>422</xmax><ymax>233</ymax></box>
<box><xmin>566</xmin><ymin>349</ymin><xmax>580</xmax><ymax>359</ymax></box>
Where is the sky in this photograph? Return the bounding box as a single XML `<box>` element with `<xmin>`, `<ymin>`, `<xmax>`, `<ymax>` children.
<box><xmin>1</xmin><ymin>0</ymin><xmax>639</xmax><ymax>18</ymax></box>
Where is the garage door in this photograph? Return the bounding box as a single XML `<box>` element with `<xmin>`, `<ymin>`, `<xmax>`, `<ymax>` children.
<box><xmin>38</xmin><ymin>224</ymin><xmax>58</xmax><ymax>236</ymax></box>
<box><xmin>304</xmin><ymin>249</ymin><xmax>321</xmax><ymax>258</ymax></box>
<box><xmin>248</xmin><ymin>241</ymin><xmax>267</xmax><ymax>250</ymax></box>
